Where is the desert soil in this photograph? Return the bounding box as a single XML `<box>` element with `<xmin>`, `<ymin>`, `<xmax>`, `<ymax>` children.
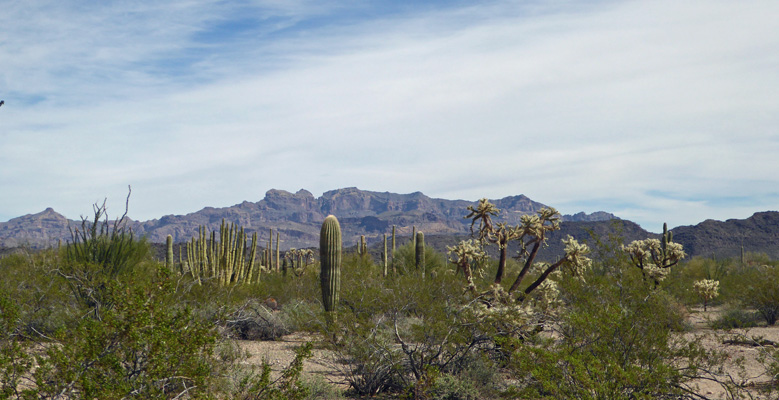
<box><xmin>238</xmin><ymin>306</ymin><xmax>779</xmax><ymax>399</ymax></box>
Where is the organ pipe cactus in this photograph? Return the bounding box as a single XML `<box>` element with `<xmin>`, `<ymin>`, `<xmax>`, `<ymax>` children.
<box><xmin>182</xmin><ymin>220</ymin><xmax>260</xmax><ymax>286</ymax></box>
<box><xmin>320</xmin><ymin>215</ymin><xmax>342</xmax><ymax>313</ymax></box>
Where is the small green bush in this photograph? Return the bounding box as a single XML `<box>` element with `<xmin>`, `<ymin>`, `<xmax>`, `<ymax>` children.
<box><xmin>709</xmin><ymin>308</ymin><xmax>763</xmax><ymax>330</ymax></box>
<box><xmin>31</xmin><ymin>269</ymin><xmax>226</xmax><ymax>399</ymax></box>
<box><xmin>0</xmin><ymin>289</ymin><xmax>34</xmax><ymax>398</ymax></box>
<box><xmin>506</xmin><ymin>272</ymin><xmax>727</xmax><ymax>399</ymax></box>
<box><xmin>233</xmin><ymin>342</ymin><xmax>313</xmax><ymax>400</ymax></box>
<box><xmin>734</xmin><ymin>264</ymin><xmax>779</xmax><ymax>325</ymax></box>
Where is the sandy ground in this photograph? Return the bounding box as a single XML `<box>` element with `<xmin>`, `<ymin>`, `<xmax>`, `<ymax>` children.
<box><xmin>237</xmin><ymin>307</ymin><xmax>779</xmax><ymax>399</ymax></box>
<box><xmin>236</xmin><ymin>333</ymin><xmax>350</xmax><ymax>390</ymax></box>
<box><xmin>685</xmin><ymin>307</ymin><xmax>779</xmax><ymax>399</ymax></box>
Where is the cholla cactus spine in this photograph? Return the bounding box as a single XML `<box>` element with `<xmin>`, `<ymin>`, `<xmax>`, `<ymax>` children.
<box><xmin>320</xmin><ymin>215</ymin><xmax>342</xmax><ymax>313</ymax></box>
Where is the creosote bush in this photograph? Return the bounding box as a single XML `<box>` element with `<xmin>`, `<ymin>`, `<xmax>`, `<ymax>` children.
<box><xmin>735</xmin><ymin>264</ymin><xmax>779</xmax><ymax>326</ymax></box>
<box><xmin>505</xmin><ymin>272</ymin><xmax>731</xmax><ymax>399</ymax></box>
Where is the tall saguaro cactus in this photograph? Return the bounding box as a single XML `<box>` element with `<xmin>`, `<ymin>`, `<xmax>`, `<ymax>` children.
<box><xmin>391</xmin><ymin>225</ymin><xmax>397</xmax><ymax>274</ymax></box>
<box><xmin>383</xmin><ymin>234</ymin><xmax>388</xmax><ymax>277</ymax></box>
<box><xmin>165</xmin><ymin>234</ymin><xmax>174</xmax><ymax>271</ymax></box>
<box><xmin>320</xmin><ymin>215</ymin><xmax>342</xmax><ymax>313</ymax></box>
<box><xmin>415</xmin><ymin>231</ymin><xmax>425</xmax><ymax>276</ymax></box>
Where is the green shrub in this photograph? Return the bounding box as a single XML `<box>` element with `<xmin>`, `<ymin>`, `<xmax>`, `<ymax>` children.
<box><xmin>734</xmin><ymin>264</ymin><xmax>779</xmax><ymax>325</ymax></box>
<box><xmin>59</xmin><ymin>200</ymin><xmax>152</xmax><ymax>320</ymax></box>
<box><xmin>391</xmin><ymin>242</ymin><xmax>446</xmax><ymax>276</ymax></box>
<box><xmin>322</xmin><ymin>256</ymin><xmax>507</xmax><ymax>397</ymax></box>
<box><xmin>224</xmin><ymin>299</ymin><xmax>291</xmax><ymax>340</ymax></box>
<box><xmin>233</xmin><ymin>342</ymin><xmax>313</xmax><ymax>400</ymax></box>
<box><xmin>0</xmin><ymin>250</ymin><xmax>74</xmax><ymax>336</ymax></box>
<box><xmin>709</xmin><ymin>308</ymin><xmax>763</xmax><ymax>330</ymax></box>
<box><xmin>31</xmin><ymin>268</ymin><xmax>226</xmax><ymax>399</ymax></box>
<box><xmin>506</xmin><ymin>272</ymin><xmax>729</xmax><ymax>399</ymax></box>
<box><xmin>0</xmin><ymin>289</ymin><xmax>34</xmax><ymax>398</ymax></box>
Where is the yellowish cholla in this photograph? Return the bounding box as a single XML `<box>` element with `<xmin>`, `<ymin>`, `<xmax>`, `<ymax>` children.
<box><xmin>693</xmin><ymin>279</ymin><xmax>720</xmax><ymax>300</ymax></box>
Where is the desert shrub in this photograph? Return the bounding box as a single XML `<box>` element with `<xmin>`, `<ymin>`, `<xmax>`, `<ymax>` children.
<box><xmin>391</xmin><ymin>242</ymin><xmax>446</xmax><ymax>276</ymax></box>
<box><xmin>0</xmin><ymin>289</ymin><xmax>34</xmax><ymax>398</ymax></box>
<box><xmin>323</xmin><ymin>257</ymin><xmax>510</xmax><ymax>397</ymax></box>
<box><xmin>709</xmin><ymin>308</ymin><xmax>763</xmax><ymax>330</ymax></box>
<box><xmin>0</xmin><ymin>250</ymin><xmax>75</xmax><ymax>336</ymax></box>
<box><xmin>31</xmin><ymin>268</ymin><xmax>227</xmax><ymax>399</ymax></box>
<box><xmin>664</xmin><ymin>256</ymin><xmax>735</xmax><ymax>306</ymax></box>
<box><xmin>233</xmin><ymin>342</ymin><xmax>313</xmax><ymax>400</ymax></box>
<box><xmin>224</xmin><ymin>299</ymin><xmax>291</xmax><ymax>340</ymax></box>
<box><xmin>733</xmin><ymin>264</ymin><xmax>779</xmax><ymax>325</ymax></box>
<box><xmin>57</xmin><ymin>200</ymin><xmax>153</xmax><ymax>320</ymax></box>
<box><xmin>63</xmin><ymin>199</ymin><xmax>151</xmax><ymax>275</ymax></box>
<box><xmin>506</xmin><ymin>272</ymin><xmax>729</xmax><ymax>399</ymax></box>
<box><xmin>298</xmin><ymin>375</ymin><xmax>345</xmax><ymax>400</ymax></box>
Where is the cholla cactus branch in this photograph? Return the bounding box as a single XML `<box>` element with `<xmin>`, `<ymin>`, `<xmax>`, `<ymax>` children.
<box><xmin>622</xmin><ymin>223</ymin><xmax>686</xmax><ymax>286</ymax></box>
<box><xmin>509</xmin><ymin>207</ymin><xmax>564</xmax><ymax>294</ymax></box>
<box><xmin>521</xmin><ymin>236</ymin><xmax>591</xmax><ymax>299</ymax></box>
<box><xmin>447</xmin><ymin>240</ymin><xmax>486</xmax><ymax>292</ymax></box>
<box><xmin>465</xmin><ymin>198</ymin><xmax>500</xmax><ymax>240</ymax></box>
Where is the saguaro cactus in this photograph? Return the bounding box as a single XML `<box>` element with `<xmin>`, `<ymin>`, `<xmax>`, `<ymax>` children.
<box><xmin>320</xmin><ymin>215</ymin><xmax>342</xmax><ymax>313</ymax></box>
<box><xmin>415</xmin><ymin>231</ymin><xmax>425</xmax><ymax>275</ymax></box>
<box><xmin>391</xmin><ymin>225</ymin><xmax>397</xmax><ymax>274</ymax></box>
<box><xmin>383</xmin><ymin>234</ymin><xmax>388</xmax><ymax>277</ymax></box>
<box><xmin>165</xmin><ymin>234</ymin><xmax>174</xmax><ymax>271</ymax></box>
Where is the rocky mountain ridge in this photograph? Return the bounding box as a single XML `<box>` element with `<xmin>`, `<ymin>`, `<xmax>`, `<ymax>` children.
<box><xmin>1</xmin><ymin>188</ymin><xmax>777</xmax><ymax>260</ymax></box>
<box><xmin>0</xmin><ymin>188</ymin><xmax>612</xmax><ymax>250</ymax></box>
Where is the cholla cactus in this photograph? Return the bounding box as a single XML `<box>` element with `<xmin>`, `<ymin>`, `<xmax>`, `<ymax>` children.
<box><xmin>447</xmin><ymin>239</ymin><xmax>487</xmax><ymax>292</ymax></box>
<box><xmin>693</xmin><ymin>279</ymin><xmax>720</xmax><ymax>311</ymax></box>
<box><xmin>530</xmin><ymin>279</ymin><xmax>562</xmax><ymax>311</ymax></box>
<box><xmin>623</xmin><ymin>223</ymin><xmax>685</xmax><ymax>286</ymax></box>
<box><xmin>518</xmin><ymin>235</ymin><xmax>591</xmax><ymax>299</ymax></box>
<box><xmin>464</xmin><ymin>199</ymin><xmax>590</xmax><ymax>301</ymax></box>
<box><xmin>465</xmin><ymin>199</ymin><xmax>520</xmax><ymax>284</ymax></box>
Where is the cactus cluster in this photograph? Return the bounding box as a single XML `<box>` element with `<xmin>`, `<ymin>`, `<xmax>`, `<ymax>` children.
<box><xmin>182</xmin><ymin>220</ymin><xmax>259</xmax><ymax>285</ymax></box>
<box><xmin>284</xmin><ymin>248</ymin><xmax>315</xmax><ymax>276</ymax></box>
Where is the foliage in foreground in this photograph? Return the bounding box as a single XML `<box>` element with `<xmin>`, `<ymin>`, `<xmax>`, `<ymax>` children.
<box><xmin>506</xmin><ymin>273</ymin><xmax>731</xmax><ymax>399</ymax></box>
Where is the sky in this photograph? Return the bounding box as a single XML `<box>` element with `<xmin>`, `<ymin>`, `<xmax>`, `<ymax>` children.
<box><xmin>1</xmin><ymin>0</ymin><xmax>777</xmax><ymax>233</ymax></box>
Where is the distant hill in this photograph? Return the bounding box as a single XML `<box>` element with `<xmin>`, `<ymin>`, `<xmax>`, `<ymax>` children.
<box><xmin>1</xmin><ymin>188</ymin><xmax>776</xmax><ymax>261</ymax></box>
<box><xmin>0</xmin><ymin>188</ymin><xmax>614</xmax><ymax>251</ymax></box>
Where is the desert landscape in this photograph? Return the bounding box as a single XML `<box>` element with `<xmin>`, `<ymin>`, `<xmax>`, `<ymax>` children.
<box><xmin>1</xmin><ymin>195</ymin><xmax>777</xmax><ymax>399</ymax></box>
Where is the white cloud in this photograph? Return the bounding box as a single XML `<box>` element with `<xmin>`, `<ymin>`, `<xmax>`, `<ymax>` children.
<box><xmin>1</xmin><ymin>0</ymin><xmax>778</xmax><ymax>232</ymax></box>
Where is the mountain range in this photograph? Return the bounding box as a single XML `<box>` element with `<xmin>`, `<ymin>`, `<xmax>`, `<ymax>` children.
<box><xmin>1</xmin><ymin>187</ymin><xmax>777</xmax><ymax>261</ymax></box>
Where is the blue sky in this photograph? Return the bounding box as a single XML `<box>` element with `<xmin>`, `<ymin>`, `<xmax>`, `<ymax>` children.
<box><xmin>1</xmin><ymin>0</ymin><xmax>777</xmax><ymax>233</ymax></box>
